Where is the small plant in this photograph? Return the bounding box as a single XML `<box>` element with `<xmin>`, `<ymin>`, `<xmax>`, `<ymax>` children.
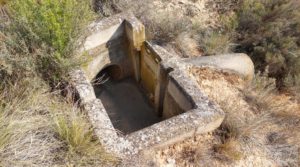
<box><xmin>142</xmin><ymin>10</ymin><xmax>191</xmax><ymax>44</ymax></box>
<box><xmin>284</xmin><ymin>73</ymin><xmax>300</xmax><ymax>101</ymax></box>
<box><xmin>191</xmin><ymin>67</ymin><xmax>299</xmax><ymax>164</ymax></box>
<box><xmin>220</xmin><ymin>13</ymin><xmax>238</xmax><ymax>33</ymax></box>
<box><xmin>244</xmin><ymin>71</ymin><xmax>298</xmax><ymax>117</ymax></box>
<box><xmin>198</xmin><ymin>31</ymin><xmax>232</xmax><ymax>56</ymax></box>
<box><xmin>242</xmin><ymin>70</ymin><xmax>277</xmax><ymax>111</ymax></box>
<box><xmin>0</xmin><ymin>77</ymin><xmax>118</xmax><ymax>166</ymax></box>
<box><xmin>214</xmin><ymin>138</ymin><xmax>243</xmax><ymax>162</ymax></box>
<box><xmin>53</xmin><ymin>112</ymin><xmax>118</xmax><ymax>165</ymax></box>
<box><xmin>54</xmin><ymin>113</ymin><xmax>97</xmax><ymax>154</ymax></box>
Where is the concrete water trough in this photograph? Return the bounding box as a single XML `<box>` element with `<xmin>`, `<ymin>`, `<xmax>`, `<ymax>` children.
<box><xmin>70</xmin><ymin>12</ymin><xmax>225</xmax><ymax>156</ymax></box>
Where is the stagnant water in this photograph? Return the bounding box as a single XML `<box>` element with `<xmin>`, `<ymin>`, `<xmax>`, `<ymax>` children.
<box><xmin>93</xmin><ymin>77</ymin><xmax>162</xmax><ymax>134</ymax></box>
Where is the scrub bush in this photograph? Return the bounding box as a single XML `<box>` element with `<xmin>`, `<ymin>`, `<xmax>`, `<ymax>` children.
<box><xmin>3</xmin><ymin>0</ymin><xmax>94</xmax><ymax>83</ymax></box>
<box><xmin>234</xmin><ymin>0</ymin><xmax>300</xmax><ymax>91</ymax></box>
<box><xmin>8</xmin><ymin>0</ymin><xmax>94</xmax><ymax>59</ymax></box>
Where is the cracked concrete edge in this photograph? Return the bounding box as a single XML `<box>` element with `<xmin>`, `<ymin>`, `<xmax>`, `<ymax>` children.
<box><xmin>145</xmin><ymin>43</ymin><xmax>223</xmax><ymax>111</ymax></box>
<box><xmin>69</xmin><ymin>69</ymin><xmax>96</xmax><ymax>104</ymax></box>
<box><xmin>88</xmin><ymin>11</ymin><xmax>135</xmax><ymax>34</ymax></box>
<box><xmin>69</xmin><ymin>69</ymin><xmax>132</xmax><ymax>157</ymax></box>
<box><xmin>81</xmin><ymin>11</ymin><xmax>144</xmax><ymax>52</ymax></box>
<box><xmin>125</xmin><ymin>109</ymin><xmax>224</xmax><ymax>154</ymax></box>
<box><xmin>83</xmin><ymin>99</ymin><xmax>144</xmax><ymax>157</ymax></box>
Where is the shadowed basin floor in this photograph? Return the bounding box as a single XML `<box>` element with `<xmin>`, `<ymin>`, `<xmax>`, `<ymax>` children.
<box><xmin>94</xmin><ymin>77</ymin><xmax>162</xmax><ymax>134</ymax></box>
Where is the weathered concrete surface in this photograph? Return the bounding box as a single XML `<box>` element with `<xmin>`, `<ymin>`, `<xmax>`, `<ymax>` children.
<box><xmin>80</xmin><ymin>12</ymin><xmax>145</xmax><ymax>82</ymax></box>
<box><xmin>70</xmin><ymin>69</ymin><xmax>125</xmax><ymax>155</ymax></box>
<box><xmin>185</xmin><ymin>53</ymin><xmax>255</xmax><ymax>81</ymax></box>
<box><xmin>69</xmin><ymin>69</ymin><xmax>96</xmax><ymax>104</ymax></box>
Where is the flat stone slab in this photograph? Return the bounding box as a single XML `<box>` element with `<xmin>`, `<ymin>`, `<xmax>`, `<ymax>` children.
<box><xmin>185</xmin><ymin>53</ymin><xmax>254</xmax><ymax>81</ymax></box>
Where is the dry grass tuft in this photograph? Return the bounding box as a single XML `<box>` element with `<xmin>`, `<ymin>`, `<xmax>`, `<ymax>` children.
<box><xmin>53</xmin><ymin>112</ymin><xmax>118</xmax><ymax>165</ymax></box>
<box><xmin>54</xmin><ymin>113</ymin><xmax>95</xmax><ymax>154</ymax></box>
<box><xmin>0</xmin><ymin>78</ymin><xmax>118</xmax><ymax>166</ymax></box>
<box><xmin>213</xmin><ymin>138</ymin><xmax>243</xmax><ymax>162</ymax></box>
<box><xmin>197</xmin><ymin>31</ymin><xmax>232</xmax><ymax>56</ymax></box>
<box><xmin>141</xmin><ymin>10</ymin><xmax>191</xmax><ymax>44</ymax></box>
<box><xmin>0</xmin><ymin>113</ymin><xmax>12</xmax><ymax>151</ymax></box>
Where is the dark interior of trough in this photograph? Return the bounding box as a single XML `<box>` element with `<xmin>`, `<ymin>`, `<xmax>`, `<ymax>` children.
<box><xmin>93</xmin><ymin>65</ymin><xmax>163</xmax><ymax>134</ymax></box>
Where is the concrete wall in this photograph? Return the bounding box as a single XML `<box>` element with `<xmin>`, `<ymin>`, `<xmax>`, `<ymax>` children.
<box><xmin>81</xmin><ymin>12</ymin><xmax>148</xmax><ymax>87</ymax></box>
<box><xmin>163</xmin><ymin>76</ymin><xmax>194</xmax><ymax>118</ymax></box>
<box><xmin>81</xmin><ymin>15</ymin><xmax>137</xmax><ymax>82</ymax></box>
<box><xmin>140</xmin><ymin>43</ymin><xmax>160</xmax><ymax>104</ymax></box>
<box><xmin>141</xmin><ymin>42</ymin><xmax>195</xmax><ymax>118</ymax></box>
<box><xmin>125</xmin><ymin>18</ymin><xmax>145</xmax><ymax>82</ymax></box>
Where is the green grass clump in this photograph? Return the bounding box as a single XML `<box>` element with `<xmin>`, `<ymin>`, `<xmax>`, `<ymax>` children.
<box><xmin>54</xmin><ymin>113</ymin><xmax>100</xmax><ymax>155</ymax></box>
<box><xmin>54</xmin><ymin>111</ymin><xmax>118</xmax><ymax>165</ymax></box>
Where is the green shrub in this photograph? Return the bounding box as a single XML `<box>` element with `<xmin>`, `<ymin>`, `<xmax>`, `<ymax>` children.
<box><xmin>0</xmin><ymin>37</ymin><xmax>36</xmax><ymax>87</ymax></box>
<box><xmin>8</xmin><ymin>0</ymin><xmax>94</xmax><ymax>59</ymax></box>
<box><xmin>233</xmin><ymin>0</ymin><xmax>300</xmax><ymax>90</ymax></box>
<box><xmin>2</xmin><ymin>0</ymin><xmax>94</xmax><ymax>83</ymax></box>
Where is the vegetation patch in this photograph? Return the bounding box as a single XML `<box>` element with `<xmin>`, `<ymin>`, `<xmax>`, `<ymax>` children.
<box><xmin>0</xmin><ymin>0</ymin><xmax>118</xmax><ymax>166</ymax></box>
<box><xmin>0</xmin><ymin>77</ymin><xmax>118</xmax><ymax>166</ymax></box>
<box><xmin>232</xmin><ymin>0</ymin><xmax>300</xmax><ymax>94</ymax></box>
<box><xmin>3</xmin><ymin>0</ymin><xmax>94</xmax><ymax>83</ymax></box>
<box><xmin>189</xmin><ymin>67</ymin><xmax>299</xmax><ymax>165</ymax></box>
